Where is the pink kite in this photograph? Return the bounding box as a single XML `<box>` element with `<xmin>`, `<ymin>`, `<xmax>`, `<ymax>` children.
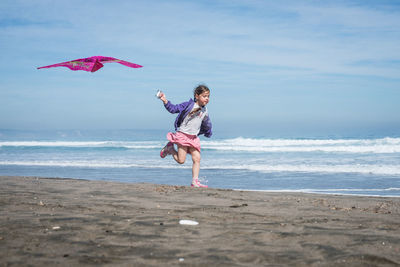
<box><xmin>37</xmin><ymin>56</ymin><xmax>143</xmax><ymax>72</ymax></box>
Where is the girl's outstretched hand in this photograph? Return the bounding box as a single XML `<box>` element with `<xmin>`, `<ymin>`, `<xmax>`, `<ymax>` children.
<box><xmin>160</xmin><ymin>92</ymin><xmax>168</xmax><ymax>104</ymax></box>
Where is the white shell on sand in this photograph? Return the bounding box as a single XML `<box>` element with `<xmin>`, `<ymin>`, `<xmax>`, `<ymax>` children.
<box><xmin>179</xmin><ymin>220</ymin><xmax>199</xmax><ymax>225</ymax></box>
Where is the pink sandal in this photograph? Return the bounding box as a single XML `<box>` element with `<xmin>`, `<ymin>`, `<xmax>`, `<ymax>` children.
<box><xmin>191</xmin><ymin>179</ymin><xmax>208</xmax><ymax>188</ymax></box>
<box><xmin>160</xmin><ymin>142</ymin><xmax>173</xmax><ymax>158</ymax></box>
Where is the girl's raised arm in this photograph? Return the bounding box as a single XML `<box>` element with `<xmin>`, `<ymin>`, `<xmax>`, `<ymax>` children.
<box><xmin>164</xmin><ymin>100</ymin><xmax>190</xmax><ymax>114</ymax></box>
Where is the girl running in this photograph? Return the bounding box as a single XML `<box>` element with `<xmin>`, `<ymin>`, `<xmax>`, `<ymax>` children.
<box><xmin>158</xmin><ymin>84</ymin><xmax>212</xmax><ymax>187</ymax></box>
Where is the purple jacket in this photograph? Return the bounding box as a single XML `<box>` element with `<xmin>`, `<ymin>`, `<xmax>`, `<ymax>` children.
<box><xmin>164</xmin><ymin>98</ymin><xmax>212</xmax><ymax>138</ymax></box>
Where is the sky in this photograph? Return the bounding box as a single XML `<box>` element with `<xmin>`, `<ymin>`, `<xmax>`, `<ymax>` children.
<box><xmin>0</xmin><ymin>0</ymin><xmax>400</xmax><ymax>138</ymax></box>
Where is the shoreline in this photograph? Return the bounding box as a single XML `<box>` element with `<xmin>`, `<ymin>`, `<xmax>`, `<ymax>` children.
<box><xmin>2</xmin><ymin>174</ymin><xmax>399</xmax><ymax>198</ymax></box>
<box><xmin>233</xmin><ymin>188</ymin><xmax>400</xmax><ymax>198</ymax></box>
<box><xmin>1</xmin><ymin>175</ymin><xmax>400</xmax><ymax>266</ymax></box>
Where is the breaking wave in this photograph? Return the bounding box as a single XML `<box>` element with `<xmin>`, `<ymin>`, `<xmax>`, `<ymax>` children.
<box><xmin>1</xmin><ymin>161</ymin><xmax>400</xmax><ymax>176</ymax></box>
<box><xmin>1</xmin><ymin>137</ymin><xmax>400</xmax><ymax>154</ymax></box>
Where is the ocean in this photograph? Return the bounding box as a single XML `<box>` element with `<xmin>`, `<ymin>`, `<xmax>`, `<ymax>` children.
<box><xmin>1</xmin><ymin>129</ymin><xmax>399</xmax><ymax>197</ymax></box>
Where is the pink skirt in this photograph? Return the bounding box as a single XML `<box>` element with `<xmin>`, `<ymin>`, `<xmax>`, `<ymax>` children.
<box><xmin>167</xmin><ymin>131</ymin><xmax>201</xmax><ymax>152</ymax></box>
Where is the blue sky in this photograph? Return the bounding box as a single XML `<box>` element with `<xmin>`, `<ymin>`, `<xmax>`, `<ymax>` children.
<box><xmin>1</xmin><ymin>0</ymin><xmax>399</xmax><ymax>137</ymax></box>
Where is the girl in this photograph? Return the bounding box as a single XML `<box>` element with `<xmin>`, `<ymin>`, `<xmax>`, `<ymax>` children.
<box><xmin>158</xmin><ymin>84</ymin><xmax>212</xmax><ymax>188</ymax></box>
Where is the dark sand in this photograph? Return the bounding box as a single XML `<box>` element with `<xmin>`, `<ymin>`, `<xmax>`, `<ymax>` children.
<box><xmin>1</xmin><ymin>176</ymin><xmax>400</xmax><ymax>266</ymax></box>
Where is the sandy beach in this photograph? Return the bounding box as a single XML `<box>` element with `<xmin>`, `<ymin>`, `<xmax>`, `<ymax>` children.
<box><xmin>1</xmin><ymin>176</ymin><xmax>399</xmax><ymax>266</ymax></box>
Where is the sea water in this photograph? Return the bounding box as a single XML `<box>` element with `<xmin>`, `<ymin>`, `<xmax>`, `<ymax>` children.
<box><xmin>0</xmin><ymin>129</ymin><xmax>399</xmax><ymax>197</ymax></box>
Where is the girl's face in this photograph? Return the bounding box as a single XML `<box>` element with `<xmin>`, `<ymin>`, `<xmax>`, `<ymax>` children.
<box><xmin>195</xmin><ymin>91</ymin><xmax>210</xmax><ymax>107</ymax></box>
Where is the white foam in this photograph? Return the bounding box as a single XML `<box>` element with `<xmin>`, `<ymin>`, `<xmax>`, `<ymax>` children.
<box><xmin>2</xmin><ymin>160</ymin><xmax>400</xmax><ymax>175</ymax></box>
<box><xmin>203</xmin><ymin>163</ymin><xmax>400</xmax><ymax>175</ymax></box>
<box><xmin>0</xmin><ymin>141</ymin><xmax>108</xmax><ymax>147</ymax></box>
<box><xmin>2</xmin><ymin>137</ymin><xmax>400</xmax><ymax>154</ymax></box>
<box><xmin>0</xmin><ymin>160</ymin><xmax>190</xmax><ymax>169</ymax></box>
<box><xmin>202</xmin><ymin>137</ymin><xmax>400</xmax><ymax>153</ymax></box>
<box><xmin>0</xmin><ymin>141</ymin><xmax>162</xmax><ymax>149</ymax></box>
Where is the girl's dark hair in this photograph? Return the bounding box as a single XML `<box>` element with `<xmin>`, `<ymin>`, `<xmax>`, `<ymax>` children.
<box><xmin>190</xmin><ymin>84</ymin><xmax>210</xmax><ymax>115</ymax></box>
<box><xmin>194</xmin><ymin>84</ymin><xmax>210</xmax><ymax>99</ymax></box>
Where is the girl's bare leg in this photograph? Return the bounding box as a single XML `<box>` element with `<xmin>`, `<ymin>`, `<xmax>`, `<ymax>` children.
<box><xmin>189</xmin><ymin>147</ymin><xmax>201</xmax><ymax>182</ymax></box>
<box><xmin>171</xmin><ymin>144</ymin><xmax>188</xmax><ymax>164</ymax></box>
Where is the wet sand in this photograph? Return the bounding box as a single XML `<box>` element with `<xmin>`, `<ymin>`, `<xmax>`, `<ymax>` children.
<box><xmin>1</xmin><ymin>176</ymin><xmax>400</xmax><ymax>266</ymax></box>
